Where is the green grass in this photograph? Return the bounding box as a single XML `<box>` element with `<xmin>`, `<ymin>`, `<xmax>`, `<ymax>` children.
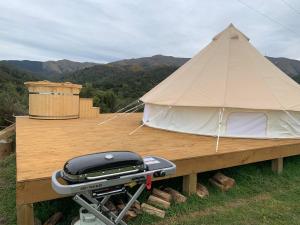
<box><xmin>0</xmin><ymin>154</ymin><xmax>16</xmax><ymax>225</ymax></box>
<box><xmin>1</xmin><ymin>155</ymin><xmax>300</xmax><ymax>225</ymax></box>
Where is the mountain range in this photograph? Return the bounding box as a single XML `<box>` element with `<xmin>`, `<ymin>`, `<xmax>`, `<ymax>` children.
<box><xmin>3</xmin><ymin>55</ymin><xmax>300</xmax><ymax>81</ymax></box>
<box><xmin>110</xmin><ymin>55</ymin><xmax>300</xmax><ymax>81</ymax></box>
<box><xmin>2</xmin><ymin>59</ymin><xmax>97</xmax><ymax>78</ymax></box>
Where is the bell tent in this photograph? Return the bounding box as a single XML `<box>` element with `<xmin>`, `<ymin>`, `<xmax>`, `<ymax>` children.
<box><xmin>140</xmin><ymin>24</ymin><xmax>300</xmax><ymax>139</ymax></box>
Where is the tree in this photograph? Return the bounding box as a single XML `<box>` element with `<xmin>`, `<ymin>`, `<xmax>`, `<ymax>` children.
<box><xmin>0</xmin><ymin>82</ymin><xmax>28</xmax><ymax>126</ymax></box>
<box><xmin>93</xmin><ymin>90</ymin><xmax>117</xmax><ymax>113</ymax></box>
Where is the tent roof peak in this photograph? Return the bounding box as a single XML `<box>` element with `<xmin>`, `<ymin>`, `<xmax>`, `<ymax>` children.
<box><xmin>213</xmin><ymin>23</ymin><xmax>250</xmax><ymax>41</ymax></box>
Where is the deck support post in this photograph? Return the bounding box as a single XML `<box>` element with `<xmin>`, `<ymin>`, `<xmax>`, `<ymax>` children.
<box><xmin>17</xmin><ymin>203</ymin><xmax>34</xmax><ymax>225</ymax></box>
<box><xmin>183</xmin><ymin>173</ymin><xmax>197</xmax><ymax>195</ymax></box>
<box><xmin>271</xmin><ymin>157</ymin><xmax>283</xmax><ymax>174</ymax></box>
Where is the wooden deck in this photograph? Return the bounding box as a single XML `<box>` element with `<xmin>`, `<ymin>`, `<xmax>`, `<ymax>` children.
<box><xmin>16</xmin><ymin>113</ymin><xmax>300</xmax><ymax>225</ymax></box>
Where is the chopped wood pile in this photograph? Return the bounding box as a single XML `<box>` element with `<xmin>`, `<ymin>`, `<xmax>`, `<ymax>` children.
<box><xmin>141</xmin><ymin>187</ymin><xmax>186</xmax><ymax>218</ymax></box>
<box><xmin>164</xmin><ymin>187</ymin><xmax>187</xmax><ymax>203</ymax></box>
<box><xmin>42</xmin><ymin>172</ymin><xmax>235</xmax><ymax>224</ymax></box>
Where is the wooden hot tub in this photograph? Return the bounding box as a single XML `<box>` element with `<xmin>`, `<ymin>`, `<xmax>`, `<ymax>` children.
<box><xmin>25</xmin><ymin>81</ymin><xmax>82</xmax><ymax>119</ymax></box>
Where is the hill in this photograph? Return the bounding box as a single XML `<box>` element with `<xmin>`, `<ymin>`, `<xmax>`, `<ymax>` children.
<box><xmin>61</xmin><ymin>64</ymin><xmax>177</xmax><ymax>112</ymax></box>
<box><xmin>110</xmin><ymin>55</ymin><xmax>300</xmax><ymax>79</ymax></box>
<box><xmin>0</xmin><ymin>62</ymin><xmax>38</xmax><ymax>85</ymax></box>
<box><xmin>2</xmin><ymin>59</ymin><xmax>97</xmax><ymax>78</ymax></box>
<box><xmin>266</xmin><ymin>57</ymin><xmax>300</xmax><ymax>78</ymax></box>
<box><xmin>109</xmin><ymin>54</ymin><xmax>189</xmax><ymax>68</ymax></box>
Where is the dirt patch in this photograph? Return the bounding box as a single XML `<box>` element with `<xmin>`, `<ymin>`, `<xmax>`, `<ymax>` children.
<box><xmin>155</xmin><ymin>193</ymin><xmax>271</xmax><ymax>225</ymax></box>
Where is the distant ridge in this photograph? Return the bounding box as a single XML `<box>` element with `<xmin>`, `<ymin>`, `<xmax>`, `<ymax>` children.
<box><xmin>1</xmin><ymin>55</ymin><xmax>300</xmax><ymax>82</ymax></box>
<box><xmin>109</xmin><ymin>55</ymin><xmax>300</xmax><ymax>80</ymax></box>
<box><xmin>266</xmin><ymin>57</ymin><xmax>300</xmax><ymax>78</ymax></box>
<box><xmin>109</xmin><ymin>54</ymin><xmax>189</xmax><ymax>68</ymax></box>
<box><xmin>2</xmin><ymin>59</ymin><xmax>97</xmax><ymax>77</ymax></box>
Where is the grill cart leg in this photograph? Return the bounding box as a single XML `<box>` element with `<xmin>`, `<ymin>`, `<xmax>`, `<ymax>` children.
<box><xmin>82</xmin><ymin>193</ymin><xmax>127</xmax><ymax>225</ymax></box>
<box><xmin>74</xmin><ymin>184</ymin><xmax>146</xmax><ymax>225</ymax></box>
<box><xmin>115</xmin><ymin>184</ymin><xmax>145</xmax><ymax>224</ymax></box>
<box><xmin>74</xmin><ymin>194</ymin><xmax>115</xmax><ymax>225</ymax></box>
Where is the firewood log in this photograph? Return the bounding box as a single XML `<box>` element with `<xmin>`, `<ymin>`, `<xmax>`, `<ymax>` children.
<box><xmin>131</xmin><ymin>201</ymin><xmax>142</xmax><ymax>214</ymax></box>
<box><xmin>124</xmin><ymin>210</ymin><xmax>137</xmax><ymax>221</ymax></box>
<box><xmin>132</xmin><ymin>201</ymin><xmax>141</xmax><ymax>210</ymax></box>
<box><xmin>152</xmin><ymin>188</ymin><xmax>172</xmax><ymax>202</ymax></box>
<box><xmin>43</xmin><ymin>212</ymin><xmax>63</xmax><ymax>225</ymax></box>
<box><xmin>141</xmin><ymin>203</ymin><xmax>165</xmax><ymax>218</ymax></box>
<box><xmin>213</xmin><ymin>172</ymin><xmax>235</xmax><ymax>189</ymax></box>
<box><xmin>164</xmin><ymin>187</ymin><xmax>187</xmax><ymax>203</ymax></box>
<box><xmin>148</xmin><ymin>195</ymin><xmax>170</xmax><ymax>209</ymax></box>
<box><xmin>209</xmin><ymin>178</ymin><xmax>227</xmax><ymax>192</ymax></box>
<box><xmin>116</xmin><ymin>199</ymin><xmax>126</xmax><ymax>211</ymax></box>
<box><xmin>105</xmin><ymin>201</ymin><xmax>117</xmax><ymax>214</ymax></box>
<box><xmin>196</xmin><ymin>183</ymin><xmax>209</xmax><ymax>198</ymax></box>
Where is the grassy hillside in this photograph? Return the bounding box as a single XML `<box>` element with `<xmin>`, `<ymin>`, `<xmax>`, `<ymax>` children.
<box><xmin>61</xmin><ymin>64</ymin><xmax>178</xmax><ymax>112</ymax></box>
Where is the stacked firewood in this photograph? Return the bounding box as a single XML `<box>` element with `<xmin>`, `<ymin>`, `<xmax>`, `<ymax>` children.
<box><xmin>105</xmin><ymin>199</ymin><xmax>142</xmax><ymax>221</ymax></box>
<box><xmin>41</xmin><ymin>172</ymin><xmax>235</xmax><ymax>224</ymax></box>
<box><xmin>141</xmin><ymin>187</ymin><xmax>187</xmax><ymax>218</ymax></box>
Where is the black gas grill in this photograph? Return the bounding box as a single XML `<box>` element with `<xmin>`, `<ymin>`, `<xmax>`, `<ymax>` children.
<box><xmin>52</xmin><ymin>151</ymin><xmax>176</xmax><ymax>225</ymax></box>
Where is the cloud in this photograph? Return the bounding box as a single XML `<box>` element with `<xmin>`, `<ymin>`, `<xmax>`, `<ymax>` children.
<box><xmin>0</xmin><ymin>0</ymin><xmax>299</xmax><ymax>62</ymax></box>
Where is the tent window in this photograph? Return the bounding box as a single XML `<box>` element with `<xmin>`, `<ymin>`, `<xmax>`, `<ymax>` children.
<box><xmin>226</xmin><ymin>112</ymin><xmax>267</xmax><ymax>137</ymax></box>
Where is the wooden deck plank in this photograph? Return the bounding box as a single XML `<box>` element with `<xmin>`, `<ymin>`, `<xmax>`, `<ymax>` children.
<box><xmin>16</xmin><ymin>113</ymin><xmax>300</xmax><ymax>183</ymax></box>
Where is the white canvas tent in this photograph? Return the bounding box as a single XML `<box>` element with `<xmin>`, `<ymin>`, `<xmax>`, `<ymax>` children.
<box><xmin>140</xmin><ymin>24</ymin><xmax>300</xmax><ymax>139</ymax></box>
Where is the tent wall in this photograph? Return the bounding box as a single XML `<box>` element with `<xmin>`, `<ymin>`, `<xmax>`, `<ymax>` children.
<box><xmin>143</xmin><ymin>104</ymin><xmax>300</xmax><ymax>139</ymax></box>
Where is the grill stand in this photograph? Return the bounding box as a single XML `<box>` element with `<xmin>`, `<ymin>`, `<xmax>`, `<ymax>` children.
<box><xmin>73</xmin><ymin>184</ymin><xmax>146</xmax><ymax>225</ymax></box>
<box><xmin>52</xmin><ymin>156</ymin><xmax>176</xmax><ymax>225</ymax></box>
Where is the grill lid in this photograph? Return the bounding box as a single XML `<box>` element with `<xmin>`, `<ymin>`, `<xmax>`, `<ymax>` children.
<box><xmin>63</xmin><ymin>151</ymin><xmax>145</xmax><ymax>177</ymax></box>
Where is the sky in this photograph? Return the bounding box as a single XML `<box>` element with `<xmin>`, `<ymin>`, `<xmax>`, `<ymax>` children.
<box><xmin>0</xmin><ymin>0</ymin><xmax>300</xmax><ymax>63</ymax></box>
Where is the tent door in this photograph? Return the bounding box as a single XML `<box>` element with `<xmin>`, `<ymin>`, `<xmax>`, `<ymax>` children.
<box><xmin>225</xmin><ymin>112</ymin><xmax>267</xmax><ymax>137</ymax></box>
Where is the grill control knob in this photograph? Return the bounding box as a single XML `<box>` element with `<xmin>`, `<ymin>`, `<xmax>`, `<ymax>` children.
<box><xmin>105</xmin><ymin>153</ymin><xmax>114</xmax><ymax>160</ymax></box>
<box><xmin>153</xmin><ymin>170</ymin><xmax>166</xmax><ymax>178</ymax></box>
